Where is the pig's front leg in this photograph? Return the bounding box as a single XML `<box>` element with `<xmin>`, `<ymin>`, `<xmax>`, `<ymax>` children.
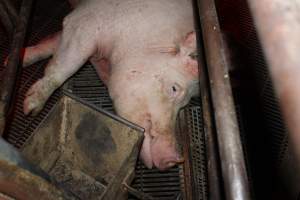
<box><xmin>24</xmin><ymin>21</ymin><xmax>96</xmax><ymax>115</ymax></box>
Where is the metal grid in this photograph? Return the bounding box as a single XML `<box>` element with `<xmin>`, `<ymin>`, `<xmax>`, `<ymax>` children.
<box><xmin>216</xmin><ymin>0</ymin><xmax>290</xmax><ymax>198</ymax></box>
<box><xmin>0</xmin><ymin>27</ymin><xmax>10</xmax><ymax>75</ymax></box>
<box><xmin>184</xmin><ymin>104</ymin><xmax>207</xmax><ymax>200</ymax></box>
<box><xmin>4</xmin><ymin>61</ymin><xmax>61</xmax><ymax>148</ymax></box>
<box><xmin>129</xmin><ymin>162</ymin><xmax>183</xmax><ymax>200</ymax></box>
<box><xmin>1</xmin><ymin>0</ymin><xmax>69</xmax><ymax>149</ymax></box>
<box><xmin>67</xmin><ymin>63</ymin><xmax>114</xmax><ymax>113</ymax></box>
<box><xmin>216</xmin><ymin>0</ymin><xmax>288</xmax><ymax>169</ymax></box>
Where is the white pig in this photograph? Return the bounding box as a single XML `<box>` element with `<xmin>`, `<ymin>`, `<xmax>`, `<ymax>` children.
<box><xmin>22</xmin><ymin>0</ymin><xmax>199</xmax><ymax>170</ymax></box>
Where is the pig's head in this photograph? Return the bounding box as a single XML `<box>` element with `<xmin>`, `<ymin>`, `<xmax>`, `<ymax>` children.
<box><xmin>108</xmin><ymin>32</ymin><xmax>199</xmax><ymax>170</ymax></box>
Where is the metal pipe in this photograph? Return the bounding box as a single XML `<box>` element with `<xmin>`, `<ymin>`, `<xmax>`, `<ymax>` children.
<box><xmin>0</xmin><ymin>138</ymin><xmax>50</xmax><ymax>181</ymax></box>
<box><xmin>192</xmin><ymin>0</ymin><xmax>222</xmax><ymax>199</ymax></box>
<box><xmin>0</xmin><ymin>0</ymin><xmax>19</xmax><ymax>25</ymax></box>
<box><xmin>63</xmin><ymin>90</ymin><xmax>145</xmax><ymax>133</ymax></box>
<box><xmin>0</xmin><ymin>0</ymin><xmax>33</xmax><ymax>135</ymax></box>
<box><xmin>0</xmin><ymin>2</ymin><xmax>14</xmax><ymax>35</ymax></box>
<box><xmin>178</xmin><ymin>110</ymin><xmax>197</xmax><ymax>200</ymax></box>
<box><xmin>197</xmin><ymin>53</ymin><xmax>222</xmax><ymax>200</ymax></box>
<box><xmin>247</xmin><ymin>0</ymin><xmax>300</xmax><ymax>198</ymax></box>
<box><xmin>122</xmin><ymin>183</ymin><xmax>155</xmax><ymax>200</ymax></box>
<box><xmin>196</xmin><ymin>0</ymin><xmax>251</xmax><ymax>199</ymax></box>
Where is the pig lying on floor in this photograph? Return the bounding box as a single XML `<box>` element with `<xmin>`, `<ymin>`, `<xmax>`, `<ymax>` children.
<box><xmin>22</xmin><ymin>0</ymin><xmax>199</xmax><ymax>170</ymax></box>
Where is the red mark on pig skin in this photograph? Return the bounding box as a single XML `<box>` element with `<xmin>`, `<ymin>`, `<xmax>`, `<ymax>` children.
<box><xmin>179</xmin><ymin>31</ymin><xmax>198</xmax><ymax>78</ymax></box>
<box><xmin>183</xmin><ymin>32</ymin><xmax>196</xmax><ymax>49</ymax></box>
<box><xmin>184</xmin><ymin>57</ymin><xmax>199</xmax><ymax>78</ymax></box>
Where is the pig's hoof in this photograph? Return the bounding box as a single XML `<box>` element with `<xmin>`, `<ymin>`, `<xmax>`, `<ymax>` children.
<box><xmin>23</xmin><ymin>82</ymin><xmax>48</xmax><ymax>116</ymax></box>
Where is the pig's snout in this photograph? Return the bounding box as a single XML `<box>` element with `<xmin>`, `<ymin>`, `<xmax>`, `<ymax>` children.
<box><xmin>150</xmin><ymin>136</ymin><xmax>184</xmax><ymax>170</ymax></box>
<box><xmin>140</xmin><ymin>126</ymin><xmax>184</xmax><ymax>170</ymax></box>
<box><xmin>133</xmin><ymin>114</ymin><xmax>184</xmax><ymax>170</ymax></box>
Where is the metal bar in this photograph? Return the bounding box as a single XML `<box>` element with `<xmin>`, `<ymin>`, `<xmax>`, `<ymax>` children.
<box><xmin>178</xmin><ymin>110</ymin><xmax>195</xmax><ymax>200</ymax></box>
<box><xmin>122</xmin><ymin>183</ymin><xmax>156</xmax><ymax>200</ymax></box>
<box><xmin>247</xmin><ymin>0</ymin><xmax>300</xmax><ymax>198</ymax></box>
<box><xmin>0</xmin><ymin>2</ymin><xmax>14</xmax><ymax>35</ymax></box>
<box><xmin>0</xmin><ymin>0</ymin><xmax>19</xmax><ymax>25</ymax></box>
<box><xmin>0</xmin><ymin>0</ymin><xmax>34</xmax><ymax>135</ymax></box>
<box><xmin>0</xmin><ymin>138</ymin><xmax>50</xmax><ymax>181</ymax></box>
<box><xmin>0</xmin><ymin>192</ymin><xmax>15</xmax><ymax>200</ymax></box>
<box><xmin>63</xmin><ymin>90</ymin><xmax>145</xmax><ymax>133</ymax></box>
<box><xmin>196</xmin><ymin>0</ymin><xmax>251</xmax><ymax>199</ymax></box>
<box><xmin>192</xmin><ymin>0</ymin><xmax>222</xmax><ymax>199</ymax></box>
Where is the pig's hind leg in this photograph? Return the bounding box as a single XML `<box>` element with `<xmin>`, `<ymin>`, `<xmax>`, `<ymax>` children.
<box><xmin>24</xmin><ymin>23</ymin><xmax>97</xmax><ymax>115</ymax></box>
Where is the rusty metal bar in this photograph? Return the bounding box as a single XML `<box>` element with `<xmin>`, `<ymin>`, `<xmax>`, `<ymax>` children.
<box><xmin>63</xmin><ymin>90</ymin><xmax>145</xmax><ymax>133</ymax></box>
<box><xmin>178</xmin><ymin>110</ymin><xmax>197</xmax><ymax>200</ymax></box>
<box><xmin>0</xmin><ymin>0</ymin><xmax>33</xmax><ymax>135</ymax></box>
<box><xmin>0</xmin><ymin>2</ymin><xmax>14</xmax><ymax>35</ymax></box>
<box><xmin>0</xmin><ymin>0</ymin><xmax>18</xmax><ymax>25</ymax></box>
<box><xmin>196</xmin><ymin>0</ymin><xmax>251</xmax><ymax>199</ymax></box>
<box><xmin>0</xmin><ymin>138</ymin><xmax>50</xmax><ymax>181</ymax></box>
<box><xmin>247</xmin><ymin>0</ymin><xmax>300</xmax><ymax>198</ymax></box>
<box><xmin>192</xmin><ymin>0</ymin><xmax>222</xmax><ymax>199</ymax></box>
<box><xmin>122</xmin><ymin>183</ymin><xmax>156</xmax><ymax>200</ymax></box>
<box><xmin>0</xmin><ymin>159</ymin><xmax>73</xmax><ymax>200</ymax></box>
<box><xmin>0</xmin><ymin>0</ymin><xmax>18</xmax><ymax>35</ymax></box>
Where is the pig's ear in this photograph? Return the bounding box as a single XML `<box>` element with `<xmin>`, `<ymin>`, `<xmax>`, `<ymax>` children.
<box><xmin>180</xmin><ymin>31</ymin><xmax>199</xmax><ymax>79</ymax></box>
<box><xmin>182</xmin><ymin>31</ymin><xmax>196</xmax><ymax>49</ymax></box>
<box><xmin>91</xmin><ymin>58</ymin><xmax>111</xmax><ymax>85</ymax></box>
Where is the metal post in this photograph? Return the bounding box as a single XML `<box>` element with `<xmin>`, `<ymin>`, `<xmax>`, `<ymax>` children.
<box><xmin>0</xmin><ymin>2</ymin><xmax>14</xmax><ymax>35</ymax></box>
<box><xmin>0</xmin><ymin>0</ymin><xmax>18</xmax><ymax>35</ymax></box>
<box><xmin>192</xmin><ymin>0</ymin><xmax>222</xmax><ymax>199</ymax></box>
<box><xmin>196</xmin><ymin>0</ymin><xmax>251</xmax><ymax>199</ymax></box>
<box><xmin>0</xmin><ymin>0</ymin><xmax>18</xmax><ymax>24</ymax></box>
<box><xmin>0</xmin><ymin>0</ymin><xmax>34</xmax><ymax>135</ymax></box>
<box><xmin>247</xmin><ymin>0</ymin><xmax>300</xmax><ymax>198</ymax></box>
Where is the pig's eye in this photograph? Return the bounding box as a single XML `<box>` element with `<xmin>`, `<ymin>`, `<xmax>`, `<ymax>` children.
<box><xmin>172</xmin><ymin>86</ymin><xmax>177</xmax><ymax>92</ymax></box>
<box><xmin>168</xmin><ymin>83</ymin><xmax>184</xmax><ymax>101</ymax></box>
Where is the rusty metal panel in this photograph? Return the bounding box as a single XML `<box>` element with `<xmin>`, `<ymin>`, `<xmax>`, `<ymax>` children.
<box><xmin>21</xmin><ymin>93</ymin><xmax>144</xmax><ymax>200</ymax></box>
<box><xmin>0</xmin><ymin>160</ymin><xmax>71</xmax><ymax>200</ymax></box>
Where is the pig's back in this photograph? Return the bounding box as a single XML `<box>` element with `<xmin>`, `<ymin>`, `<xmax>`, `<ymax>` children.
<box><xmin>66</xmin><ymin>0</ymin><xmax>194</xmax><ymax>67</ymax></box>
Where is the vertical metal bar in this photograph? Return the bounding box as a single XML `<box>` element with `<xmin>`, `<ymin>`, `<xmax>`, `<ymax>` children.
<box><xmin>0</xmin><ymin>2</ymin><xmax>14</xmax><ymax>35</ymax></box>
<box><xmin>247</xmin><ymin>0</ymin><xmax>300</xmax><ymax>198</ymax></box>
<box><xmin>0</xmin><ymin>0</ymin><xmax>19</xmax><ymax>25</ymax></box>
<box><xmin>192</xmin><ymin>0</ymin><xmax>222</xmax><ymax>199</ymax></box>
<box><xmin>0</xmin><ymin>0</ymin><xmax>34</xmax><ymax>135</ymax></box>
<box><xmin>178</xmin><ymin>110</ymin><xmax>197</xmax><ymax>200</ymax></box>
<box><xmin>196</xmin><ymin>0</ymin><xmax>251</xmax><ymax>199</ymax></box>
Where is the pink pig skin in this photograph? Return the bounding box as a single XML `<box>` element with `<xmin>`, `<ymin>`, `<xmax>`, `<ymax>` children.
<box><xmin>22</xmin><ymin>0</ymin><xmax>199</xmax><ymax>170</ymax></box>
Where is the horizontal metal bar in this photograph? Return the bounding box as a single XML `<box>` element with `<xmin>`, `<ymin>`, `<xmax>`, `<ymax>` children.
<box><xmin>0</xmin><ymin>138</ymin><xmax>50</xmax><ymax>181</ymax></box>
<box><xmin>62</xmin><ymin>90</ymin><xmax>145</xmax><ymax>133</ymax></box>
<box><xmin>123</xmin><ymin>183</ymin><xmax>156</xmax><ymax>200</ymax></box>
